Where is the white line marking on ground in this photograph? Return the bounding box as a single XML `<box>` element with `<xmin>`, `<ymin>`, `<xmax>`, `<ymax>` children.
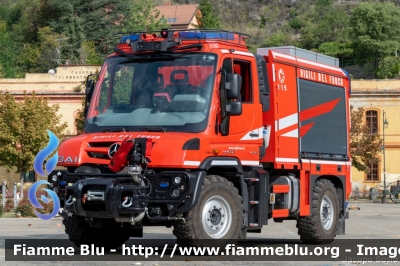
<box><xmin>369</xmin><ymin>225</ymin><xmax>398</xmax><ymax>234</ymax></box>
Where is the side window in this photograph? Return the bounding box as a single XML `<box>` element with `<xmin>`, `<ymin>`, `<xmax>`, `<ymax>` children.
<box><xmin>220</xmin><ymin>58</ymin><xmax>233</xmax><ymax>106</ymax></box>
<box><xmin>98</xmin><ymin>69</ymin><xmax>111</xmax><ymax>112</ymax></box>
<box><xmin>222</xmin><ymin>58</ymin><xmax>233</xmax><ymax>74</ymax></box>
<box><xmin>233</xmin><ymin>59</ymin><xmax>252</xmax><ymax>102</ymax></box>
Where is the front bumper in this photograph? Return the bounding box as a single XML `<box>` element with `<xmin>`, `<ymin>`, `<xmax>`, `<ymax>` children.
<box><xmin>61</xmin><ymin>170</ymin><xmax>206</xmax><ymax>219</ymax></box>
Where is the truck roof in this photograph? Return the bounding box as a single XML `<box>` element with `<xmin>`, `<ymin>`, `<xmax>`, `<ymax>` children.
<box><xmin>114</xmin><ymin>29</ymin><xmax>251</xmax><ymax>55</ymax></box>
<box><xmin>257</xmin><ymin>46</ymin><xmax>339</xmax><ymax>68</ymax></box>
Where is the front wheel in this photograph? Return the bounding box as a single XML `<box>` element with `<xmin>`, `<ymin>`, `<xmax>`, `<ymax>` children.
<box><xmin>63</xmin><ymin>214</ymin><xmax>130</xmax><ymax>249</ymax></box>
<box><xmin>173</xmin><ymin>175</ymin><xmax>243</xmax><ymax>243</ymax></box>
<box><xmin>297</xmin><ymin>178</ymin><xmax>339</xmax><ymax>244</ymax></box>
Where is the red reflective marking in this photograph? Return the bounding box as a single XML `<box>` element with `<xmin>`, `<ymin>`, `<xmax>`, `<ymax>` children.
<box><xmin>300</xmin><ymin>122</ymin><xmax>315</xmax><ymax>137</ymax></box>
<box><xmin>300</xmin><ymin>98</ymin><xmax>341</xmax><ymax>122</ymax></box>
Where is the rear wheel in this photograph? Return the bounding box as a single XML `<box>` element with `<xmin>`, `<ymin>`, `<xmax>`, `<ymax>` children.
<box><xmin>173</xmin><ymin>175</ymin><xmax>243</xmax><ymax>244</ymax></box>
<box><xmin>297</xmin><ymin>179</ymin><xmax>339</xmax><ymax>244</ymax></box>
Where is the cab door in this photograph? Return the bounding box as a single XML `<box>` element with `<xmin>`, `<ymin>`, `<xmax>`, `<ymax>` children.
<box><xmin>214</xmin><ymin>54</ymin><xmax>263</xmax><ymax>165</ymax></box>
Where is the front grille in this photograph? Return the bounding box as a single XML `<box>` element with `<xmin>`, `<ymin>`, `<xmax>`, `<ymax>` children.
<box><xmin>86</xmin><ymin>142</ymin><xmax>114</xmax><ymax>159</ymax></box>
<box><xmin>88</xmin><ymin>142</ymin><xmax>114</xmax><ymax>147</ymax></box>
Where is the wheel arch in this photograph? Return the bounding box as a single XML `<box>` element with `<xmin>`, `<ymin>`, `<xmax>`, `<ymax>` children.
<box><xmin>311</xmin><ymin>175</ymin><xmax>346</xmax><ymax>217</ymax></box>
<box><xmin>198</xmin><ymin>157</ymin><xmax>248</xmax><ymax>213</ymax></box>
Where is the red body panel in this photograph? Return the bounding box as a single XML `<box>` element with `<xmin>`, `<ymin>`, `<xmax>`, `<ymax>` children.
<box><xmin>108</xmin><ymin>138</ymin><xmax>134</xmax><ymax>172</ymax></box>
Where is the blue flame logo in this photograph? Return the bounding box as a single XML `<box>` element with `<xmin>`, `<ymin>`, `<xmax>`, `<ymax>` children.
<box><xmin>28</xmin><ymin>180</ymin><xmax>60</xmax><ymax>220</ymax></box>
<box><xmin>29</xmin><ymin>130</ymin><xmax>61</xmax><ymax>220</ymax></box>
<box><xmin>33</xmin><ymin>130</ymin><xmax>59</xmax><ymax>177</ymax></box>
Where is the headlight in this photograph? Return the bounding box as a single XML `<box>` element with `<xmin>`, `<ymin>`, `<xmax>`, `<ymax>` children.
<box><xmin>52</xmin><ymin>175</ymin><xmax>57</xmax><ymax>182</ymax></box>
<box><xmin>173</xmin><ymin>176</ymin><xmax>181</xmax><ymax>184</ymax></box>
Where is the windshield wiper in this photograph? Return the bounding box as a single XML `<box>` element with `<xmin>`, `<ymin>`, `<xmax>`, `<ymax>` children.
<box><xmin>102</xmin><ymin>127</ymin><xmax>127</xmax><ymax>132</ymax></box>
<box><xmin>143</xmin><ymin>127</ymin><xmax>167</xmax><ymax>132</ymax></box>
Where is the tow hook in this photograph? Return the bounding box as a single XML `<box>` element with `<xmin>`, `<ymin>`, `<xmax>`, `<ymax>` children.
<box><xmin>65</xmin><ymin>195</ymin><xmax>75</xmax><ymax>206</ymax></box>
<box><xmin>121</xmin><ymin>196</ymin><xmax>133</xmax><ymax>208</ymax></box>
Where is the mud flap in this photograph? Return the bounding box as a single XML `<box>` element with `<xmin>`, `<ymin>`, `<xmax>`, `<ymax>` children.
<box><xmin>337</xmin><ymin>215</ymin><xmax>345</xmax><ymax>235</ymax></box>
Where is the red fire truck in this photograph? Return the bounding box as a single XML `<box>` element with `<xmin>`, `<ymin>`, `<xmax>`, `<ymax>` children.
<box><xmin>49</xmin><ymin>29</ymin><xmax>351</xmax><ymax>248</ymax></box>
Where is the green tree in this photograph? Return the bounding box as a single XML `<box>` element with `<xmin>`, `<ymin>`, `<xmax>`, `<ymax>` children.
<box><xmin>0</xmin><ymin>91</ymin><xmax>68</xmax><ymax>198</ymax></box>
<box><xmin>350</xmin><ymin>106</ymin><xmax>382</xmax><ymax>173</ymax></box>
<box><xmin>263</xmin><ymin>26</ymin><xmax>297</xmax><ymax>48</ymax></box>
<box><xmin>41</xmin><ymin>0</ymin><xmax>131</xmax><ymax>59</ymax></box>
<box><xmin>376</xmin><ymin>56</ymin><xmax>400</xmax><ymax>79</ymax></box>
<box><xmin>196</xmin><ymin>0</ymin><xmax>222</xmax><ymax>29</ymax></box>
<box><xmin>127</xmin><ymin>0</ymin><xmax>169</xmax><ymax>32</ymax></box>
<box><xmin>77</xmin><ymin>0</ymin><xmax>133</xmax><ymax>56</ymax></box>
<box><xmin>41</xmin><ymin>0</ymin><xmax>86</xmax><ymax>64</ymax></box>
<box><xmin>36</xmin><ymin>27</ymin><xmax>64</xmax><ymax>72</ymax></box>
<box><xmin>349</xmin><ymin>2</ymin><xmax>400</xmax><ymax>74</ymax></box>
<box><xmin>299</xmin><ymin>0</ymin><xmax>349</xmax><ymax>50</ymax></box>
<box><xmin>81</xmin><ymin>41</ymin><xmax>103</xmax><ymax>65</ymax></box>
<box><xmin>17</xmin><ymin>43</ymin><xmax>41</xmax><ymax>73</ymax></box>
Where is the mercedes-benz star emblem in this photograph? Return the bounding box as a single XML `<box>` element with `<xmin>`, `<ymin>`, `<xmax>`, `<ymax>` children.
<box><xmin>108</xmin><ymin>143</ymin><xmax>120</xmax><ymax>158</ymax></box>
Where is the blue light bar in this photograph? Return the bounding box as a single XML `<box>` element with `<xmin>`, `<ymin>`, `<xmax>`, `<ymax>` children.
<box><xmin>178</xmin><ymin>32</ymin><xmax>234</xmax><ymax>40</ymax></box>
<box><xmin>120</xmin><ymin>34</ymin><xmax>140</xmax><ymax>43</ymax></box>
<box><xmin>159</xmin><ymin>182</ymin><xmax>169</xmax><ymax>188</ymax></box>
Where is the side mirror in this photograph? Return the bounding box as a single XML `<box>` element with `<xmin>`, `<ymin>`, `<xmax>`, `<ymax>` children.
<box><xmin>226</xmin><ymin>101</ymin><xmax>242</xmax><ymax>116</ymax></box>
<box><xmin>225</xmin><ymin>73</ymin><xmax>241</xmax><ymax>99</ymax></box>
<box><xmin>85</xmin><ymin>80</ymin><xmax>95</xmax><ymax>100</ymax></box>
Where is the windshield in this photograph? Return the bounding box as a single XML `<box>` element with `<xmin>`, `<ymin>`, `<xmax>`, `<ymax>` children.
<box><xmin>85</xmin><ymin>53</ymin><xmax>217</xmax><ymax>133</ymax></box>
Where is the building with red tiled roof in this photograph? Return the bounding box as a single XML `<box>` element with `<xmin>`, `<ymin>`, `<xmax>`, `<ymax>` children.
<box><xmin>155</xmin><ymin>3</ymin><xmax>201</xmax><ymax>30</ymax></box>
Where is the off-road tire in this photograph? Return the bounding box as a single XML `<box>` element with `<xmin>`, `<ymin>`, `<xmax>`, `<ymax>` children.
<box><xmin>63</xmin><ymin>214</ymin><xmax>130</xmax><ymax>249</ymax></box>
<box><xmin>296</xmin><ymin>178</ymin><xmax>339</xmax><ymax>244</ymax></box>
<box><xmin>173</xmin><ymin>175</ymin><xmax>243</xmax><ymax>245</ymax></box>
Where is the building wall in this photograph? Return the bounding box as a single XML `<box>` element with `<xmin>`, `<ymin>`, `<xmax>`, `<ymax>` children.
<box><xmin>0</xmin><ymin>65</ymin><xmax>100</xmax><ymax>186</ymax></box>
<box><xmin>0</xmin><ymin>65</ymin><xmax>100</xmax><ymax>93</ymax></box>
<box><xmin>350</xmin><ymin>79</ymin><xmax>400</xmax><ymax>195</ymax></box>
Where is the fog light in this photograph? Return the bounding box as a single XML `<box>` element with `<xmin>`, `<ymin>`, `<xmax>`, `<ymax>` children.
<box><xmin>52</xmin><ymin>175</ymin><xmax>57</xmax><ymax>181</ymax></box>
<box><xmin>172</xmin><ymin>189</ymin><xmax>179</xmax><ymax>198</ymax></box>
<box><xmin>173</xmin><ymin>176</ymin><xmax>181</xmax><ymax>184</ymax></box>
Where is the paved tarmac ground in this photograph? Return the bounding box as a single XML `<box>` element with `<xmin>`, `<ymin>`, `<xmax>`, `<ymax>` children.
<box><xmin>0</xmin><ymin>201</ymin><xmax>399</xmax><ymax>266</ymax></box>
